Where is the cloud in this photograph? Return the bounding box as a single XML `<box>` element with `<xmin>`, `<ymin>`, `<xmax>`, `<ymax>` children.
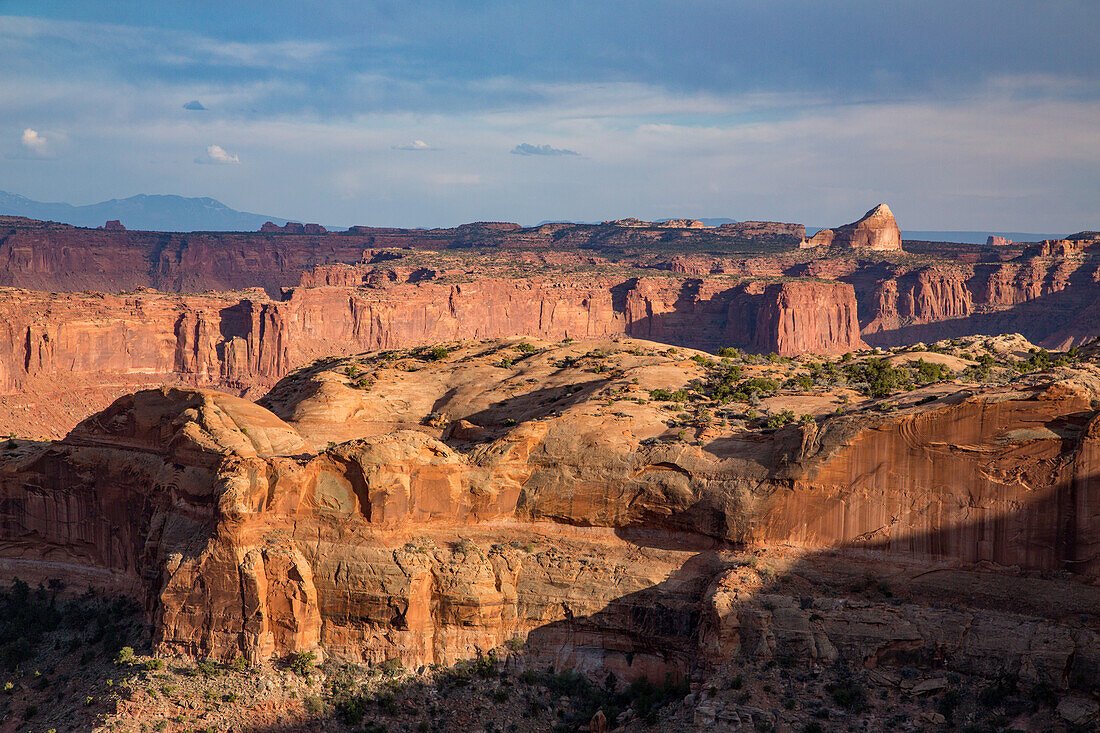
<box><xmin>511</xmin><ymin>143</ymin><xmax>579</xmax><ymax>156</ymax></box>
<box><xmin>393</xmin><ymin>139</ymin><xmax>433</xmax><ymax>151</ymax></box>
<box><xmin>20</xmin><ymin>128</ymin><xmax>50</xmax><ymax>156</ymax></box>
<box><xmin>194</xmin><ymin>144</ymin><xmax>240</xmax><ymax>164</ymax></box>
<box><xmin>182</xmin><ymin>100</ymin><xmax>206</xmax><ymax>110</ymax></box>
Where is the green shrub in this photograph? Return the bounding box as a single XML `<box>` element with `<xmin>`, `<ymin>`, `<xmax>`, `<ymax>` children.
<box><xmin>648</xmin><ymin>388</ymin><xmax>689</xmax><ymax>402</ymax></box>
<box><xmin>303</xmin><ymin>694</ymin><xmax>325</xmax><ymax>715</ymax></box>
<box><xmin>287</xmin><ymin>650</ymin><xmax>317</xmax><ymax>677</ymax></box>
<box><xmin>195</xmin><ymin>659</ymin><xmax>222</xmax><ymax>678</ymax></box>
<box><xmin>766</xmin><ymin>410</ymin><xmax>795</xmax><ymax>429</ymax></box>
<box><xmin>380</xmin><ymin>657</ymin><xmax>404</xmax><ymax>677</ymax></box>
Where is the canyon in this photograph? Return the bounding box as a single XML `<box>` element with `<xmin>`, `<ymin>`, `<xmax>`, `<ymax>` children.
<box><xmin>2</xmin><ymin>205</ymin><xmax>1099</xmax><ymax>440</ymax></box>
<box><xmin>0</xmin><ymin>203</ymin><xmax>1098</xmax><ymax>730</ymax></box>
<box><xmin>2</xmin><ymin>336</ymin><xmax>1099</xmax><ymax>730</ymax></box>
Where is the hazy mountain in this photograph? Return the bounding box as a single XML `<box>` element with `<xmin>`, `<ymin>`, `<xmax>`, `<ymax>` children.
<box><xmin>0</xmin><ymin>191</ymin><xmax>289</xmax><ymax>232</ymax></box>
<box><xmin>900</xmin><ymin>229</ymin><xmax>1066</xmax><ymax>244</ymax></box>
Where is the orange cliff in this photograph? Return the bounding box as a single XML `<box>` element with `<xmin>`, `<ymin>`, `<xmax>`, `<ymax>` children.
<box><xmin>1</xmin><ymin>339</ymin><xmax>1098</xmax><ymax>673</ymax></box>
<box><xmin>0</xmin><ymin>275</ymin><xmax>865</xmax><ymax>431</ymax></box>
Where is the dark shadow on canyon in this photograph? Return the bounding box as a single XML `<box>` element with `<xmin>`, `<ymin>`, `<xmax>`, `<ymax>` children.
<box><xmin>862</xmin><ymin>274</ymin><xmax>1100</xmax><ymax>349</ymax></box>
<box><xmin>440</xmin><ymin>378</ymin><xmax>614</xmax><ymax>432</ymax></box>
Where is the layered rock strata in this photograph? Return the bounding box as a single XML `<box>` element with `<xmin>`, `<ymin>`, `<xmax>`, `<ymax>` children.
<box><xmin>1</xmin><ymin>339</ymin><xmax>1098</xmax><ymax>676</ymax></box>
<box><xmin>0</xmin><ymin>275</ymin><xmax>865</xmax><ymax>398</ymax></box>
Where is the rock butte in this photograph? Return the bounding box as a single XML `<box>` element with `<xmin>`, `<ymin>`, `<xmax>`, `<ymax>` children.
<box><xmin>1</xmin><ymin>338</ymin><xmax>1098</xmax><ymax>686</ymax></box>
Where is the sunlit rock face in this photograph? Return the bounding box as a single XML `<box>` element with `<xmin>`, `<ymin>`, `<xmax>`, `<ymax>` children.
<box><xmin>1</xmin><ymin>338</ymin><xmax>1098</xmax><ymax>679</ymax></box>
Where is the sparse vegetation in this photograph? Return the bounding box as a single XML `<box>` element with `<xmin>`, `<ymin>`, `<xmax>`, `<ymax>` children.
<box><xmin>288</xmin><ymin>650</ymin><xmax>318</xmax><ymax>677</ymax></box>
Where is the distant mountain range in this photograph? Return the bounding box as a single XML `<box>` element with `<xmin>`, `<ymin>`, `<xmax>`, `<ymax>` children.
<box><xmin>0</xmin><ymin>191</ymin><xmax>1070</xmax><ymax>242</ymax></box>
<box><xmin>0</xmin><ymin>191</ymin><xmax>289</xmax><ymax>232</ymax></box>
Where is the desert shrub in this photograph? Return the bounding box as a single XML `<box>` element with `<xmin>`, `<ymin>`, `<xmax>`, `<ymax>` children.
<box><xmin>426</xmin><ymin>345</ymin><xmax>450</xmax><ymax>361</ymax></box>
<box><xmin>648</xmin><ymin>388</ymin><xmax>689</xmax><ymax>403</ymax></box>
<box><xmin>335</xmin><ymin>693</ymin><xmax>369</xmax><ymax>724</ymax></box>
<box><xmin>766</xmin><ymin>410</ymin><xmax>795</xmax><ymax>429</ymax></box>
<box><xmin>733</xmin><ymin>377</ymin><xmax>778</xmax><ymax>402</ymax></box>
<box><xmin>936</xmin><ymin>689</ymin><xmax>961</xmax><ymax>721</ymax></box>
<box><xmin>825</xmin><ymin>679</ymin><xmax>866</xmax><ymax>711</ymax></box>
<box><xmin>978</xmin><ymin>673</ymin><xmax>1019</xmax><ymax>708</ymax></box>
<box><xmin>287</xmin><ymin>650</ymin><xmax>317</xmax><ymax>677</ymax></box>
<box><xmin>380</xmin><ymin>657</ymin><xmax>404</xmax><ymax>677</ymax></box>
<box><xmin>842</xmin><ymin>358</ymin><xmax>906</xmax><ymax>397</ymax></box>
<box><xmin>195</xmin><ymin>659</ymin><xmax>222</xmax><ymax>678</ymax></box>
<box><xmin>914</xmin><ymin>358</ymin><xmax>952</xmax><ymax>384</ymax></box>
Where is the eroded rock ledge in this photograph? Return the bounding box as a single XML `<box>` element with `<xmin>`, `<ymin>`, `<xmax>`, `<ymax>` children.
<box><xmin>1</xmin><ymin>338</ymin><xmax>1098</xmax><ymax>688</ymax></box>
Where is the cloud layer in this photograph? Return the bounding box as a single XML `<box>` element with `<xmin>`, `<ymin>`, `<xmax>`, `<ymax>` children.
<box><xmin>393</xmin><ymin>140</ymin><xmax>432</xmax><ymax>151</ymax></box>
<box><xmin>0</xmin><ymin>4</ymin><xmax>1097</xmax><ymax>231</ymax></box>
<box><xmin>511</xmin><ymin>143</ymin><xmax>579</xmax><ymax>156</ymax></box>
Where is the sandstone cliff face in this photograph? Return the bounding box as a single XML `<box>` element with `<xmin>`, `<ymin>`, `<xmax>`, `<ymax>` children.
<box><xmin>0</xmin><ymin>274</ymin><xmax>866</xmax><ymax>436</ymax></box>
<box><xmin>4</xmin><ymin>215</ymin><xmax>1100</xmax><ymax>370</ymax></box>
<box><xmin>2</xmin><ymin>340</ymin><xmax>1099</xmax><ymax>674</ymax></box>
<box><xmin>749</xmin><ymin>282</ymin><xmax>865</xmax><ymax>355</ymax></box>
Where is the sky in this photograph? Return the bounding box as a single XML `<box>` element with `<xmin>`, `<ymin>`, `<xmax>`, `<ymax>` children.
<box><xmin>1</xmin><ymin>1</ymin><xmax>1098</xmax><ymax>230</ymax></box>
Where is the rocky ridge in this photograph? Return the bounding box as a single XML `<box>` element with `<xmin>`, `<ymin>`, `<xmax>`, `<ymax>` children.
<box><xmin>0</xmin><ymin>336</ymin><xmax>1098</xmax><ymax>729</ymax></box>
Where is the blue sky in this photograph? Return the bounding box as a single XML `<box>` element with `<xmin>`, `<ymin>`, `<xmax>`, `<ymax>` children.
<box><xmin>1</xmin><ymin>1</ymin><xmax>1097</xmax><ymax>230</ymax></box>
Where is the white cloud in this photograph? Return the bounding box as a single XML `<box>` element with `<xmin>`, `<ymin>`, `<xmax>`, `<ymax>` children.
<box><xmin>393</xmin><ymin>139</ymin><xmax>433</xmax><ymax>151</ymax></box>
<box><xmin>511</xmin><ymin>142</ymin><xmax>579</xmax><ymax>156</ymax></box>
<box><xmin>20</xmin><ymin>128</ymin><xmax>50</xmax><ymax>156</ymax></box>
<box><xmin>195</xmin><ymin>144</ymin><xmax>240</xmax><ymax>165</ymax></box>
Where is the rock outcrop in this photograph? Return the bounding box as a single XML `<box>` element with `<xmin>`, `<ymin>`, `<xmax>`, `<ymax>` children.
<box><xmin>799</xmin><ymin>228</ymin><xmax>834</xmax><ymax>248</ymax></box>
<box><xmin>832</xmin><ymin>203</ymin><xmax>903</xmax><ymax>251</ymax></box>
<box><xmin>2</xmin><ymin>339</ymin><xmax>1099</xmax><ymax>674</ymax></box>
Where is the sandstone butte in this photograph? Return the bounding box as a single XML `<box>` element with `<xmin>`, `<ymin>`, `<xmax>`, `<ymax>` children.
<box><xmin>799</xmin><ymin>203</ymin><xmax>903</xmax><ymax>251</ymax></box>
<box><xmin>1</xmin><ymin>337</ymin><xmax>1099</xmax><ymax>704</ymax></box>
<box><xmin>2</xmin><ymin>206</ymin><xmax>1100</xmax><ymax>442</ymax></box>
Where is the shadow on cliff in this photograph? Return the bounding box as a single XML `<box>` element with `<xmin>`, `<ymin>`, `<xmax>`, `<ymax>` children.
<box><xmin>5</xmin><ymin>442</ymin><xmax>1100</xmax><ymax>730</ymax></box>
<box><xmin>864</xmin><ymin>276</ymin><xmax>1100</xmax><ymax>348</ymax></box>
<box><xmin>438</xmin><ymin>376</ymin><xmax>614</xmax><ymax>432</ymax></box>
<box><xmin>614</xmin><ymin>278</ymin><xmax>763</xmax><ymax>352</ymax></box>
